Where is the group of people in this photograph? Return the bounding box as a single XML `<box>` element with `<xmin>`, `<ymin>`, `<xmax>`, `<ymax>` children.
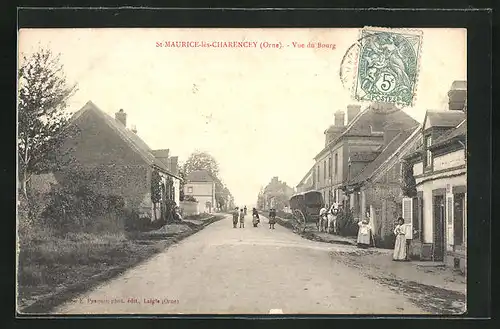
<box><xmin>354</xmin><ymin>213</ymin><xmax>410</xmax><ymax>261</ymax></box>
<box><xmin>231</xmin><ymin>206</ymin><xmax>276</xmax><ymax>229</ymax></box>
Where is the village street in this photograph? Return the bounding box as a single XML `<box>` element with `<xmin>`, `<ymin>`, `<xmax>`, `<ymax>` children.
<box><xmin>53</xmin><ymin>214</ymin><xmax>460</xmax><ymax>315</ymax></box>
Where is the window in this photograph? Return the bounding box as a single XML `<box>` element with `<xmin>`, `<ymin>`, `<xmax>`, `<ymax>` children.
<box><xmin>328</xmin><ymin>157</ymin><xmax>332</xmax><ymax>178</ymax></box>
<box><xmin>425</xmin><ymin>135</ymin><xmax>432</xmax><ymax>168</ymax></box>
<box><xmin>317</xmin><ymin>165</ymin><xmax>320</xmax><ymax>182</ymax></box>
<box><xmin>324</xmin><ymin>161</ymin><xmax>327</xmax><ymax>180</ymax></box>
<box><xmin>334</xmin><ymin>153</ymin><xmax>338</xmax><ymax>176</ymax></box>
<box><xmin>187</xmin><ymin>186</ymin><xmax>193</xmax><ymax>193</ymax></box>
<box><xmin>454</xmin><ymin>192</ymin><xmax>465</xmax><ymax>246</ymax></box>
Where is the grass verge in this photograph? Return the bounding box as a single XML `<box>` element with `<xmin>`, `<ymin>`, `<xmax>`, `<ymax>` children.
<box><xmin>17</xmin><ymin>214</ymin><xmax>224</xmax><ymax>314</ymax></box>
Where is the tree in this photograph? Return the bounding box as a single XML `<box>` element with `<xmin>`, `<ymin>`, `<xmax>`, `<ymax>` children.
<box><xmin>401</xmin><ymin>160</ymin><xmax>417</xmax><ymax>198</ymax></box>
<box><xmin>182</xmin><ymin>150</ymin><xmax>220</xmax><ymax>179</ymax></box>
<box><xmin>182</xmin><ymin>150</ymin><xmax>234</xmax><ymax>211</ymax></box>
<box><xmin>18</xmin><ymin>47</ymin><xmax>78</xmax><ymax>203</ymax></box>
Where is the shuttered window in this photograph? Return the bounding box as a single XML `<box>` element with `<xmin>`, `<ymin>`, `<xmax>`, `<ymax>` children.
<box><xmin>402</xmin><ymin>197</ymin><xmax>413</xmax><ymax>239</ymax></box>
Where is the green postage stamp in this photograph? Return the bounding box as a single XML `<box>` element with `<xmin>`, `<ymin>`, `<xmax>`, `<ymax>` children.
<box><xmin>354</xmin><ymin>27</ymin><xmax>423</xmax><ymax>107</ymax></box>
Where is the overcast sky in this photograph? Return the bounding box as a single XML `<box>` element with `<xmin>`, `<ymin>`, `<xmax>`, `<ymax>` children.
<box><xmin>18</xmin><ymin>28</ymin><xmax>466</xmax><ymax>206</ymax></box>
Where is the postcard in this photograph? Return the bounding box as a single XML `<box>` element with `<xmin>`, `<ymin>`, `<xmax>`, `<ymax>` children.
<box><xmin>17</xmin><ymin>27</ymin><xmax>467</xmax><ymax>315</ymax></box>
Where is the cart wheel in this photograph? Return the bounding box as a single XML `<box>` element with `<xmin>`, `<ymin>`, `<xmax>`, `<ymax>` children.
<box><xmin>292</xmin><ymin>210</ymin><xmax>306</xmax><ymax>234</ymax></box>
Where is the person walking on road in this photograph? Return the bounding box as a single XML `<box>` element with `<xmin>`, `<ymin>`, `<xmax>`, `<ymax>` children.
<box><xmin>393</xmin><ymin>217</ymin><xmax>408</xmax><ymax>261</ymax></box>
<box><xmin>232</xmin><ymin>207</ymin><xmax>239</xmax><ymax>228</ymax></box>
<box><xmin>269</xmin><ymin>208</ymin><xmax>276</xmax><ymax>229</ymax></box>
<box><xmin>244</xmin><ymin>206</ymin><xmax>247</xmax><ymax>216</ymax></box>
<box><xmin>239</xmin><ymin>208</ymin><xmax>245</xmax><ymax>228</ymax></box>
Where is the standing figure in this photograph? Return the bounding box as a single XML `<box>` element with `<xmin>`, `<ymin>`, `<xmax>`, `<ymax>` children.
<box><xmin>244</xmin><ymin>206</ymin><xmax>247</xmax><ymax>216</ymax></box>
<box><xmin>269</xmin><ymin>208</ymin><xmax>276</xmax><ymax>229</ymax></box>
<box><xmin>252</xmin><ymin>207</ymin><xmax>260</xmax><ymax>227</ymax></box>
<box><xmin>318</xmin><ymin>206</ymin><xmax>328</xmax><ymax>232</ymax></box>
<box><xmin>239</xmin><ymin>208</ymin><xmax>245</xmax><ymax>228</ymax></box>
<box><xmin>232</xmin><ymin>207</ymin><xmax>239</xmax><ymax>228</ymax></box>
<box><xmin>357</xmin><ymin>217</ymin><xmax>372</xmax><ymax>248</ymax></box>
<box><xmin>393</xmin><ymin>217</ymin><xmax>408</xmax><ymax>261</ymax></box>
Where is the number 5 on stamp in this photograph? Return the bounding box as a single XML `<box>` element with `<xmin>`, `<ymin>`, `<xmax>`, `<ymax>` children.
<box><xmin>354</xmin><ymin>27</ymin><xmax>423</xmax><ymax>107</ymax></box>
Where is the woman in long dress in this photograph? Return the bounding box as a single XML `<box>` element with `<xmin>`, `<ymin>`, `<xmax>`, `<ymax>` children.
<box><xmin>357</xmin><ymin>218</ymin><xmax>372</xmax><ymax>248</ymax></box>
<box><xmin>393</xmin><ymin>217</ymin><xmax>407</xmax><ymax>261</ymax></box>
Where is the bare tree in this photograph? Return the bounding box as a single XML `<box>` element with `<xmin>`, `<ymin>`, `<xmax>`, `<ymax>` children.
<box><xmin>18</xmin><ymin>47</ymin><xmax>78</xmax><ymax>204</ymax></box>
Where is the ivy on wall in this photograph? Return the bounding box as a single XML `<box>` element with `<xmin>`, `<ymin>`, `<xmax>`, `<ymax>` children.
<box><xmin>151</xmin><ymin>169</ymin><xmax>161</xmax><ymax>221</ymax></box>
<box><xmin>401</xmin><ymin>160</ymin><xmax>417</xmax><ymax>198</ymax></box>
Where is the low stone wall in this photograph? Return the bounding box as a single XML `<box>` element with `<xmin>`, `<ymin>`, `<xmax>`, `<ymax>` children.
<box><xmin>180</xmin><ymin>201</ymin><xmax>199</xmax><ymax>216</ymax></box>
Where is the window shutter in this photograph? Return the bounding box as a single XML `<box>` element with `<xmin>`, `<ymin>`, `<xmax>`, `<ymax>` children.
<box><xmin>402</xmin><ymin>197</ymin><xmax>413</xmax><ymax>239</ymax></box>
<box><xmin>446</xmin><ymin>195</ymin><xmax>454</xmax><ymax>246</ymax></box>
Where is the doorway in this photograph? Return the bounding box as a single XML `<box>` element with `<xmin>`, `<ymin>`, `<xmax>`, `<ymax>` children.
<box><xmin>433</xmin><ymin>195</ymin><xmax>445</xmax><ymax>261</ymax></box>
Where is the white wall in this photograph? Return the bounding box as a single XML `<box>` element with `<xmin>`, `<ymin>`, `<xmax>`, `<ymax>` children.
<box><xmin>417</xmin><ymin>174</ymin><xmax>466</xmax><ymax>244</ymax></box>
<box><xmin>184</xmin><ymin>181</ymin><xmax>215</xmax><ymax>213</ymax></box>
<box><xmin>433</xmin><ymin>150</ymin><xmax>465</xmax><ymax>171</ymax></box>
<box><xmin>173</xmin><ymin>178</ymin><xmax>180</xmax><ymax>206</ymax></box>
<box><xmin>413</xmin><ymin>162</ymin><xmax>423</xmax><ymax>176</ymax></box>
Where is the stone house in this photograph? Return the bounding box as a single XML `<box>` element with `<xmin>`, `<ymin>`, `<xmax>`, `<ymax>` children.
<box><xmin>183</xmin><ymin>170</ymin><xmax>216</xmax><ymax>214</ymax></box>
<box><xmin>343</xmin><ymin>124</ymin><xmax>422</xmax><ymax>246</ymax></box>
<box><xmin>313</xmin><ymin>102</ymin><xmax>418</xmax><ymax>213</ymax></box>
<box><xmin>50</xmin><ymin>100</ymin><xmax>182</xmax><ymax>220</ymax></box>
<box><xmin>402</xmin><ymin>81</ymin><xmax>467</xmax><ymax>272</ymax></box>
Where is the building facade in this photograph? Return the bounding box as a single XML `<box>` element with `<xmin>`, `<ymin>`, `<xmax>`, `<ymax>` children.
<box><xmin>183</xmin><ymin>170</ymin><xmax>216</xmax><ymax>214</ymax></box>
<box><xmin>402</xmin><ymin>81</ymin><xmax>467</xmax><ymax>272</ymax></box>
<box><xmin>343</xmin><ymin>125</ymin><xmax>422</xmax><ymax>246</ymax></box>
<box><xmin>314</xmin><ymin>103</ymin><xmax>419</xmax><ymax>213</ymax></box>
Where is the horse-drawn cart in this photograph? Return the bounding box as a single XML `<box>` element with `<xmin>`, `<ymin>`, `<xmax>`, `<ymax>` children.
<box><xmin>289</xmin><ymin>191</ymin><xmax>324</xmax><ymax>233</ymax></box>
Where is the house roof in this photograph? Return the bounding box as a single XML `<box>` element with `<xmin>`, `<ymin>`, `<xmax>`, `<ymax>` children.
<box><xmin>347</xmin><ymin>125</ymin><xmax>420</xmax><ymax>186</ymax></box>
<box><xmin>314</xmin><ymin>105</ymin><xmax>419</xmax><ymax>160</ymax></box>
<box><xmin>70</xmin><ymin>101</ymin><xmax>181</xmax><ymax>180</ymax></box>
<box><xmin>187</xmin><ymin>170</ymin><xmax>215</xmax><ymax>182</ymax></box>
<box><xmin>349</xmin><ymin>151</ymin><xmax>380</xmax><ymax>162</ymax></box>
<box><xmin>151</xmin><ymin>149</ymin><xmax>170</xmax><ymax>159</ymax></box>
<box><xmin>296</xmin><ymin>165</ymin><xmax>315</xmax><ymax>187</ymax></box>
<box><xmin>430</xmin><ymin>119</ymin><xmax>467</xmax><ymax>149</ymax></box>
<box><xmin>424</xmin><ymin>111</ymin><xmax>466</xmax><ymax>129</ymax></box>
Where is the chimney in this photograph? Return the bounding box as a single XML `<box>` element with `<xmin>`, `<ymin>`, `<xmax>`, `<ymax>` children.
<box><xmin>131</xmin><ymin>125</ymin><xmax>137</xmax><ymax>134</ymax></box>
<box><xmin>169</xmin><ymin>156</ymin><xmax>179</xmax><ymax>175</ymax></box>
<box><xmin>448</xmin><ymin>80</ymin><xmax>467</xmax><ymax>111</ymax></box>
<box><xmin>334</xmin><ymin>110</ymin><xmax>345</xmax><ymax>127</ymax></box>
<box><xmin>115</xmin><ymin>109</ymin><xmax>127</xmax><ymax>126</ymax></box>
<box><xmin>347</xmin><ymin>105</ymin><xmax>362</xmax><ymax>123</ymax></box>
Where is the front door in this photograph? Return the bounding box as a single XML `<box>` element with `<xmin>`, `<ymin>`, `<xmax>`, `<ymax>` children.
<box><xmin>433</xmin><ymin>195</ymin><xmax>445</xmax><ymax>261</ymax></box>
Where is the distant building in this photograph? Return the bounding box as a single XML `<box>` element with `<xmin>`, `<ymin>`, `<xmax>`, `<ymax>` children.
<box><xmin>262</xmin><ymin>176</ymin><xmax>294</xmax><ymax>211</ymax></box>
<box><xmin>402</xmin><ymin>81</ymin><xmax>467</xmax><ymax>272</ymax></box>
<box><xmin>183</xmin><ymin>170</ymin><xmax>216</xmax><ymax>213</ymax></box>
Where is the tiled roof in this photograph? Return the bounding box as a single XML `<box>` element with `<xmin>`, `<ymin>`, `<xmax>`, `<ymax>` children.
<box><xmin>70</xmin><ymin>101</ymin><xmax>180</xmax><ymax>179</ymax></box>
<box><xmin>348</xmin><ymin>126</ymin><xmax>420</xmax><ymax>186</ymax></box>
<box><xmin>349</xmin><ymin>151</ymin><xmax>380</xmax><ymax>162</ymax></box>
<box><xmin>187</xmin><ymin>170</ymin><xmax>215</xmax><ymax>182</ymax></box>
<box><xmin>431</xmin><ymin>119</ymin><xmax>466</xmax><ymax>148</ymax></box>
<box><xmin>296</xmin><ymin>165</ymin><xmax>315</xmax><ymax>187</ymax></box>
<box><xmin>425</xmin><ymin>111</ymin><xmax>466</xmax><ymax>128</ymax></box>
<box><xmin>315</xmin><ymin>105</ymin><xmax>418</xmax><ymax>159</ymax></box>
<box><xmin>151</xmin><ymin>149</ymin><xmax>170</xmax><ymax>159</ymax></box>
